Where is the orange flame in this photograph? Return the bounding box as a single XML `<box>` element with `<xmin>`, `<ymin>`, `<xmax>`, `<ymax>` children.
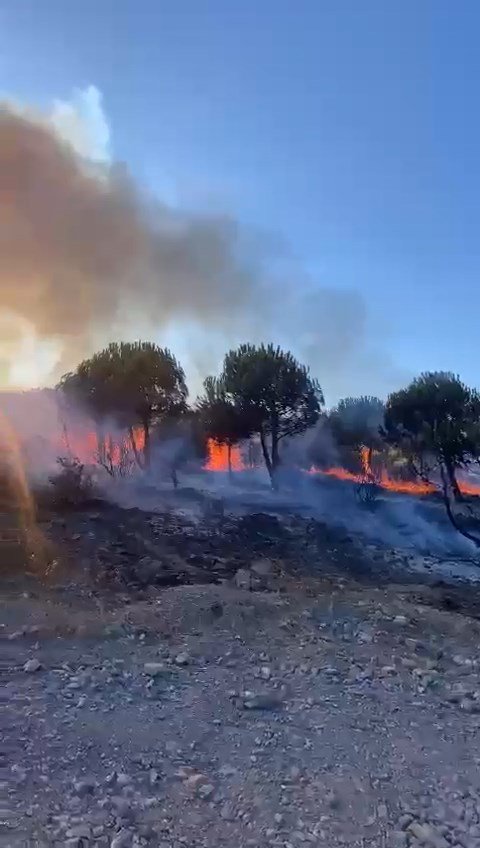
<box><xmin>204</xmin><ymin>439</ymin><xmax>244</xmax><ymax>472</ymax></box>
<box><xmin>310</xmin><ymin>446</ymin><xmax>480</xmax><ymax>497</ymax></box>
<box><xmin>61</xmin><ymin>427</ymin><xmax>145</xmax><ymax>467</ymax></box>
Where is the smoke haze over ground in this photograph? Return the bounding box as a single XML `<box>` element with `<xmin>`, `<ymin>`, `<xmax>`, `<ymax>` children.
<box><xmin>0</xmin><ymin>87</ymin><xmax>407</xmax><ymax>400</ymax></box>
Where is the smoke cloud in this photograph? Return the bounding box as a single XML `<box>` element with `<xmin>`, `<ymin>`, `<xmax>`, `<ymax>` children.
<box><xmin>0</xmin><ymin>87</ymin><xmax>405</xmax><ymax>400</ymax></box>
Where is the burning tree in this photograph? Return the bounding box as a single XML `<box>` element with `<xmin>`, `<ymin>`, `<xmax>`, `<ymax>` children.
<box><xmin>197</xmin><ymin>376</ymin><xmax>252</xmax><ymax>479</ymax></box>
<box><xmin>58</xmin><ymin>341</ymin><xmax>188</xmax><ymax>470</ymax></box>
<box><xmin>216</xmin><ymin>343</ymin><xmax>323</xmax><ymax>488</ymax></box>
<box><xmin>384</xmin><ymin>371</ymin><xmax>480</xmax><ymax>545</ymax></box>
<box><xmin>327</xmin><ymin>395</ymin><xmax>385</xmax><ymax>473</ymax></box>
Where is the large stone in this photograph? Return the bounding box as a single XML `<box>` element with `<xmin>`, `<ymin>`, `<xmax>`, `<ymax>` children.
<box><xmin>250</xmin><ymin>558</ymin><xmax>274</xmax><ymax>577</ymax></box>
<box><xmin>234</xmin><ymin>569</ymin><xmax>252</xmax><ymax>590</ymax></box>
<box><xmin>143</xmin><ymin>663</ymin><xmax>167</xmax><ymax>677</ymax></box>
<box><xmin>242</xmin><ymin>691</ymin><xmax>284</xmax><ymax>710</ymax></box>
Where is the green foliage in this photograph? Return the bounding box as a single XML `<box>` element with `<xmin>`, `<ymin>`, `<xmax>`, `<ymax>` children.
<box><xmin>217</xmin><ymin>343</ymin><xmax>323</xmax><ymax>483</ymax></box>
<box><xmin>59</xmin><ymin>341</ymin><xmax>187</xmax><ymax>425</ymax></box>
<box><xmin>197</xmin><ymin>375</ymin><xmax>252</xmax><ymax>447</ymax></box>
<box><xmin>59</xmin><ymin>342</ymin><xmax>188</xmax><ymax>468</ymax></box>
<box><xmin>328</xmin><ymin>396</ymin><xmax>385</xmax><ymax>451</ymax></box>
<box><xmin>384</xmin><ymin>372</ymin><xmax>480</xmax><ymax>474</ymax></box>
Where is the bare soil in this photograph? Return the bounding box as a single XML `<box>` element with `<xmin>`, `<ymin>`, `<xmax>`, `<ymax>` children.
<box><xmin>3</xmin><ymin>501</ymin><xmax>480</xmax><ymax>848</ymax></box>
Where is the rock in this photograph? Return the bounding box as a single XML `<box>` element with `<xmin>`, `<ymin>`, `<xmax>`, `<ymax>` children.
<box><xmin>398</xmin><ymin>814</ymin><xmax>414</xmax><ymax>830</ymax></box>
<box><xmin>260</xmin><ymin>666</ymin><xmax>272</xmax><ymax>680</ymax></box>
<box><xmin>235</xmin><ymin>569</ymin><xmax>252</xmax><ymax>590</ymax></box>
<box><xmin>219</xmin><ymin>764</ymin><xmax>237</xmax><ymax>777</ymax></box>
<box><xmin>210</xmin><ymin>602</ymin><xmax>224</xmax><ymax>618</ymax></box>
<box><xmin>250</xmin><ymin>558</ymin><xmax>273</xmax><ymax>577</ymax></box>
<box><xmin>73</xmin><ymin>779</ymin><xmax>95</xmax><ymax>797</ymax></box>
<box><xmin>136</xmin><ymin>556</ymin><xmax>162</xmax><ymax>584</ymax></box>
<box><xmin>185</xmin><ymin>773</ymin><xmax>215</xmax><ymax>799</ymax></box>
<box><xmin>197</xmin><ymin>782</ymin><xmax>215</xmax><ymax>800</ymax></box>
<box><xmin>460</xmin><ymin>698</ymin><xmax>480</xmax><ymax>714</ymax></box>
<box><xmin>143</xmin><ymin>662</ymin><xmax>167</xmax><ymax>677</ymax></box>
<box><xmin>174</xmin><ymin>652</ymin><xmax>190</xmax><ymax>667</ymax></box>
<box><xmin>116</xmin><ymin>773</ymin><xmax>132</xmax><ymax>787</ymax></box>
<box><xmin>110</xmin><ymin>829</ymin><xmax>133</xmax><ymax>848</ymax></box>
<box><xmin>389</xmin><ymin>832</ymin><xmax>408</xmax><ymax>848</ymax></box>
<box><xmin>377</xmin><ymin>803</ymin><xmax>388</xmax><ymax>820</ymax></box>
<box><xmin>23</xmin><ymin>658</ymin><xmax>42</xmax><ymax>673</ymax></box>
<box><xmin>243</xmin><ymin>692</ymin><xmax>284</xmax><ymax>710</ymax></box>
<box><xmin>274</xmin><ymin>813</ymin><xmax>285</xmax><ymax>826</ymax></box>
<box><xmin>393</xmin><ymin>615</ymin><xmax>408</xmax><ymax>625</ymax></box>
<box><xmin>66</xmin><ymin>825</ymin><xmax>92</xmax><ymax>840</ymax></box>
<box><xmin>326</xmin><ymin>789</ymin><xmax>341</xmax><ymax>810</ymax></box>
<box><xmin>407</xmin><ymin>822</ymin><xmax>449</xmax><ymax>848</ymax></box>
<box><xmin>111</xmin><ymin>797</ymin><xmax>134</xmax><ymax>820</ymax></box>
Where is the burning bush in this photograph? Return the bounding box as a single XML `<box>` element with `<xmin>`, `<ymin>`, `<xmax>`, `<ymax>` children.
<box><xmin>48</xmin><ymin>456</ymin><xmax>95</xmax><ymax>507</ymax></box>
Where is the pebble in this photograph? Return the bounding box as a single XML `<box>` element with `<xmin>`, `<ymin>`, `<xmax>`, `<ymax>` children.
<box><xmin>174</xmin><ymin>652</ymin><xmax>190</xmax><ymax>667</ymax></box>
<box><xmin>110</xmin><ymin>829</ymin><xmax>133</xmax><ymax>848</ymax></box>
<box><xmin>243</xmin><ymin>692</ymin><xmax>284</xmax><ymax>710</ymax></box>
<box><xmin>66</xmin><ymin>825</ymin><xmax>92</xmax><ymax>839</ymax></box>
<box><xmin>407</xmin><ymin>822</ymin><xmax>449</xmax><ymax>848</ymax></box>
<box><xmin>234</xmin><ymin>569</ymin><xmax>252</xmax><ymax>590</ymax></box>
<box><xmin>73</xmin><ymin>779</ymin><xmax>95</xmax><ymax>797</ymax></box>
<box><xmin>143</xmin><ymin>663</ymin><xmax>167</xmax><ymax>677</ymax></box>
<box><xmin>23</xmin><ymin>658</ymin><xmax>42</xmax><ymax>673</ymax></box>
<box><xmin>197</xmin><ymin>782</ymin><xmax>215</xmax><ymax>800</ymax></box>
<box><xmin>389</xmin><ymin>832</ymin><xmax>408</xmax><ymax>848</ymax></box>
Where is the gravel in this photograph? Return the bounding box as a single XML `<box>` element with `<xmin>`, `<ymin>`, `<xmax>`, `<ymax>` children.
<box><xmin>4</xmin><ymin>517</ymin><xmax>480</xmax><ymax>847</ymax></box>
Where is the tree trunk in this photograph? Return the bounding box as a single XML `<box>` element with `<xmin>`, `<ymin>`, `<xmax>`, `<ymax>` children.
<box><xmin>445</xmin><ymin>458</ymin><xmax>462</xmax><ymax>501</ymax></box>
<box><xmin>128</xmin><ymin>427</ymin><xmax>145</xmax><ymax>470</ymax></box>
<box><xmin>260</xmin><ymin>431</ymin><xmax>274</xmax><ymax>488</ymax></box>
<box><xmin>270</xmin><ymin>416</ymin><xmax>280</xmax><ymax>490</ymax></box>
<box><xmin>440</xmin><ymin>464</ymin><xmax>480</xmax><ymax>548</ymax></box>
<box><xmin>142</xmin><ymin>421</ymin><xmax>151</xmax><ymax>469</ymax></box>
<box><xmin>171</xmin><ymin>466</ymin><xmax>178</xmax><ymax>489</ymax></box>
<box><xmin>367</xmin><ymin>446</ymin><xmax>374</xmax><ymax>478</ymax></box>
<box><xmin>227</xmin><ymin>444</ymin><xmax>233</xmax><ymax>481</ymax></box>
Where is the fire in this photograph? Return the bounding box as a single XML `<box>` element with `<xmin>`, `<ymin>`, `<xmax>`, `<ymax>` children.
<box><xmin>310</xmin><ymin>446</ymin><xmax>480</xmax><ymax>497</ymax></box>
<box><xmin>61</xmin><ymin>427</ymin><xmax>145</xmax><ymax>467</ymax></box>
<box><xmin>204</xmin><ymin>439</ymin><xmax>244</xmax><ymax>472</ymax></box>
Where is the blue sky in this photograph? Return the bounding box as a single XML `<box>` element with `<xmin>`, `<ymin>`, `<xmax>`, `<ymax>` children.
<box><xmin>2</xmin><ymin>0</ymin><xmax>479</xmax><ymax>401</ymax></box>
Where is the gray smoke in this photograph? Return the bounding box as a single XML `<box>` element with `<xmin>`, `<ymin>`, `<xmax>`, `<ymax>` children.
<box><xmin>0</xmin><ymin>96</ymin><xmax>405</xmax><ymax>399</ymax></box>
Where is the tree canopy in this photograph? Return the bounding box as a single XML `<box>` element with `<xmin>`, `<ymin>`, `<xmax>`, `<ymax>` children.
<box><xmin>197</xmin><ymin>376</ymin><xmax>252</xmax><ymax>476</ymax></box>
<box><xmin>328</xmin><ymin>395</ymin><xmax>384</xmax><ymax>453</ymax></box>
<box><xmin>59</xmin><ymin>341</ymin><xmax>188</xmax><ymax>467</ymax></box>
<box><xmin>384</xmin><ymin>372</ymin><xmax>480</xmax><ymax>479</ymax></box>
<box><xmin>217</xmin><ymin>343</ymin><xmax>323</xmax><ymax>485</ymax></box>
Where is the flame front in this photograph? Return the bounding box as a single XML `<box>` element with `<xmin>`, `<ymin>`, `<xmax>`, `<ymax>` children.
<box><xmin>310</xmin><ymin>445</ymin><xmax>480</xmax><ymax>497</ymax></box>
<box><xmin>61</xmin><ymin>427</ymin><xmax>145</xmax><ymax>467</ymax></box>
<box><xmin>204</xmin><ymin>439</ymin><xmax>244</xmax><ymax>472</ymax></box>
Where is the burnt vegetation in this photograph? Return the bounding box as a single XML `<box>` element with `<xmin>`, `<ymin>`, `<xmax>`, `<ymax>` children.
<box><xmin>47</xmin><ymin>344</ymin><xmax>480</xmax><ymax>550</ymax></box>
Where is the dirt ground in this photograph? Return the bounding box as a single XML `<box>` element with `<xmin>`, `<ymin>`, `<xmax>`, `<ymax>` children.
<box><xmin>4</xmin><ymin>522</ymin><xmax>480</xmax><ymax>848</ymax></box>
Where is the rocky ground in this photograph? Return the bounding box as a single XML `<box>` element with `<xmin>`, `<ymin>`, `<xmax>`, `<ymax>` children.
<box><xmin>3</xmin><ymin>499</ymin><xmax>480</xmax><ymax>848</ymax></box>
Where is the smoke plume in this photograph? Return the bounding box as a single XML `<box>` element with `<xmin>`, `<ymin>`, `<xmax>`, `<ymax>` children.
<box><xmin>0</xmin><ymin>88</ymin><xmax>404</xmax><ymax>400</ymax></box>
